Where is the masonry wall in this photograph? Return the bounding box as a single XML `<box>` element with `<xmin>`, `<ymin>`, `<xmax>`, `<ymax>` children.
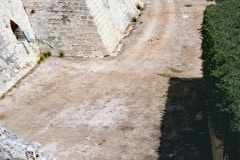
<box><xmin>22</xmin><ymin>0</ymin><xmax>141</xmax><ymax>57</ymax></box>
<box><xmin>86</xmin><ymin>0</ymin><xmax>141</xmax><ymax>55</ymax></box>
<box><xmin>0</xmin><ymin>0</ymin><xmax>39</xmax><ymax>97</ymax></box>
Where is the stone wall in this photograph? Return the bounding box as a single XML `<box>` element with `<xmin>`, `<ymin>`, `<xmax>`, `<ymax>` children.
<box><xmin>0</xmin><ymin>0</ymin><xmax>142</xmax><ymax>97</ymax></box>
<box><xmin>0</xmin><ymin>0</ymin><xmax>39</xmax><ymax>97</ymax></box>
<box><xmin>0</xmin><ymin>1</ymin><xmax>142</xmax><ymax>158</ymax></box>
<box><xmin>86</xmin><ymin>0</ymin><xmax>141</xmax><ymax>55</ymax></box>
<box><xmin>0</xmin><ymin>125</ymin><xmax>56</xmax><ymax>160</ymax></box>
<box><xmin>22</xmin><ymin>0</ymin><xmax>141</xmax><ymax>57</ymax></box>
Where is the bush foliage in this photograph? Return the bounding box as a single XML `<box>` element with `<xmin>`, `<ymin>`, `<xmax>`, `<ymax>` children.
<box><xmin>202</xmin><ymin>0</ymin><xmax>240</xmax><ymax>158</ymax></box>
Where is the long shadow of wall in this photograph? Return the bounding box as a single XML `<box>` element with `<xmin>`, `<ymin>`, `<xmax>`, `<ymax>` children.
<box><xmin>158</xmin><ymin>78</ymin><xmax>212</xmax><ymax>160</ymax></box>
<box><xmin>215</xmin><ymin>0</ymin><xmax>224</xmax><ymax>3</ymax></box>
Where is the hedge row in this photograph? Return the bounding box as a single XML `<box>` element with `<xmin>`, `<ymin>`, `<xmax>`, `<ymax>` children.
<box><xmin>202</xmin><ymin>0</ymin><xmax>240</xmax><ymax>159</ymax></box>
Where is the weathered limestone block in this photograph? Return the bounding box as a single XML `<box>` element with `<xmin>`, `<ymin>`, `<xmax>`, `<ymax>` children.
<box><xmin>0</xmin><ymin>0</ymin><xmax>39</xmax><ymax>97</ymax></box>
<box><xmin>0</xmin><ymin>125</ymin><xmax>56</xmax><ymax>160</ymax></box>
<box><xmin>22</xmin><ymin>0</ymin><xmax>142</xmax><ymax>57</ymax></box>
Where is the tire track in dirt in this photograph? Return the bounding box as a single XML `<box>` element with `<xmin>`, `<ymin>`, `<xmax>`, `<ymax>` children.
<box><xmin>126</xmin><ymin>0</ymin><xmax>176</xmax><ymax>54</ymax></box>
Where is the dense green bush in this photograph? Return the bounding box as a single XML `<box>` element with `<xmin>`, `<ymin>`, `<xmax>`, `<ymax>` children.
<box><xmin>202</xmin><ymin>0</ymin><xmax>240</xmax><ymax>159</ymax></box>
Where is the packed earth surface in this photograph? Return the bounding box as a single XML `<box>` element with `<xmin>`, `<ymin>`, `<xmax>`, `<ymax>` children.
<box><xmin>0</xmin><ymin>0</ymin><xmax>214</xmax><ymax>159</ymax></box>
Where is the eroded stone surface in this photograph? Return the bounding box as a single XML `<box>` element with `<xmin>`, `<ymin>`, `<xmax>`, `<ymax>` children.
<box><xmin>0</xmin><ymin>0</ymin><xmax>39</xmax><ymax>97</ymax></box>
<box><xmin>0</xmin><ymin>126</ymin><xmax>56</xmax><ymax>160</ymax></box>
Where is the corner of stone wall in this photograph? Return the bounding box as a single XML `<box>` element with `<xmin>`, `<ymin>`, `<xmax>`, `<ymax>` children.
<box><xmin>0</xmin><ymin>0</ymin><xmax>39</xmax><ymax>97</ymax></box>
<box><xmin>86</xmin><ymin>0</ymin><xmax>142</xmax><ymax>56</ymax></box>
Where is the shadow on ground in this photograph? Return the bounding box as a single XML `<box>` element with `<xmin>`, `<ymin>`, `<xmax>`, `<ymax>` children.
<box><xmin>215</xmin><ymin>0</ymin><xmax>224</xmax><ymax>3</ymax></box>
<box><xmin>158</xmin><ymin>78</ymin><xmax>212</xmax><ymax>160</ymax></box>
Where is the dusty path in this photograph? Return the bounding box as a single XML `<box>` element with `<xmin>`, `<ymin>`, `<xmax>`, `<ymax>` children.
<box><xmin>0</xmin><ymin>0</ymin><xmax>212</xmax><ymax>159</ymax></box>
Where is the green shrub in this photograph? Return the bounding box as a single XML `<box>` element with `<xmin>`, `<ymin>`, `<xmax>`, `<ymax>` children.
<box><xmin>43</xmin><ymin>51</ymin><xmax>51</xmax><ymax>58</ymax></box>
<box><xmin>37</xmin><ymin>55</ymin><xmax>45</xmax><ymax>64</ymax></box>
<box><xmin>46</xmin><ymin>51</ymin><xmax>52</xmax><ymax>57</ymax></box>
<box><xmin>202</xmin><ymin>0</ymin><xmax>240</xmax><ymax>158</ymax></box>
<box><xmin>38</xmin><ymin>51</ymin><xmax>52</xmax><ymax>64</ymax></box>
<box><xmin>132</xmin><ymin>16</ymin><xmax>137</xmax><ymax>22</ymax></box>
<box><xmin>59</xmin><ymin>50</ymin><xmax>65</xmax><ymax>58</ymax></box>
<box><xmin>184</xmin><ymin>3</ymin><xmax>193</xmax><ymax>7</ymax></box>
<box><xmin>136</xmin><ymin>3</ymin><xmax>144</xmax><ymax>11</ymax></box>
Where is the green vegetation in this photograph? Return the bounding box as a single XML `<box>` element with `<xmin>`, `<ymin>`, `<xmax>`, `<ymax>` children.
<box><xmin>59</xmin><ymin>50</ymin><xmax>65</xmax><ymax>58</ymax></box>
<box><xmin>132</xmin><ymin>16</ymin><xmax>137</xmax><ymax>22</ymax></box>
<box><xmin>37</xmin><ymin>51</ymin><xmax>52</xmax><ymax>64</ymax></box>
<box><xmin>136</xmin><ymin>3</ymin><xmax>144</xmax><ymax>11</ymax></box>
<box><xmin>37</xmin><ymin>55</ymin><xmax>44</xmax><ymax>64</ymax></box>
<box><xmin>202</xmin><ymin>0</ymin><xmax>240</xmax><ymax>158</ymax></box>
<box><xmin>133</xmin><ymin>4</ymin><xmax>144</xmax><ymax>22</ymax></box>
<box><xmin>43</xmin><ymin>51</ymin><xmax>51</xmax><ymax>58</ymax></box>
<box><xmin>157</xmin><ymin>73</ymin><xmax>175</xmax><ymax>78</ymax></box>
<box><xmin>184</xmin><ymin>3</ymin><xmax>193</xmax><ymax>7</ymax></box>
<box><xmin>168</xmin><ymin>67</ymin><xmax>184</xmax><ymax>73</ymax></box>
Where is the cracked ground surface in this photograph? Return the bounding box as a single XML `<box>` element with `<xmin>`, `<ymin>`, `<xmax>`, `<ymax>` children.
<box><xmin>0</xmin><ymin>0</ymin><xmax>213</xmax><ymax>159</ymax></box>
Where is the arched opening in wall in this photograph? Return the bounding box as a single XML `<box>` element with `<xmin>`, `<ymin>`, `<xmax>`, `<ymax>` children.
<box><xmin>10</xmin><ymin>20</ymin><xmax>25</xmax><ymax>40</ymax></box>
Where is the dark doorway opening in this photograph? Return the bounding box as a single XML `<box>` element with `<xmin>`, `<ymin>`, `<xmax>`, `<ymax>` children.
<box><xmin>10</xmin><ymin>20</ymin><xmax>25</xmax><ymax>40</ymax></box>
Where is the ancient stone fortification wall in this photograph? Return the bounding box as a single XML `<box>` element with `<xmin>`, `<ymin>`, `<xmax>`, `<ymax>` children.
<box><xmin>86</xmin><ymin>0</ymin><xmax>141</xmax><ymax>55</ymax></box>
<box><xmin>22</xmin><ymin>0</ymin><xmax>141</xmax><ymax>57</ymax></box>
<box><xmin>0</xmin><ymin>0</ymin><xmax>39</xmax><ymax>97</ymax></box>
<box><xmin>0</xmin><ymin>0</ymin><xmax>142</xmax><ymax>96</ymax></box>
<box><xmin>0</xmin><ymin>1</ymin><xmax>142</xmax><ymax>158</ymax></box>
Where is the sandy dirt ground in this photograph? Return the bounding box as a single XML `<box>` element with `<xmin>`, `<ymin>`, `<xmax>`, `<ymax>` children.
<box><xmin>0</xmin><ymin>0</ymin><xmax>213</xmax><ymax>159</ymax></box>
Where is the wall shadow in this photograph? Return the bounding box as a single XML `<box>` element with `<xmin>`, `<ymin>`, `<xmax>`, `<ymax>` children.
<box><xmin>158</xmin><ymin>78</ymin><xmax>212</xmax><ymax>160</ymax></box>
<box><xmin>215</xmin><ymin>0</ymin><xmax>224</xmax><ymax>3</ymax></box>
